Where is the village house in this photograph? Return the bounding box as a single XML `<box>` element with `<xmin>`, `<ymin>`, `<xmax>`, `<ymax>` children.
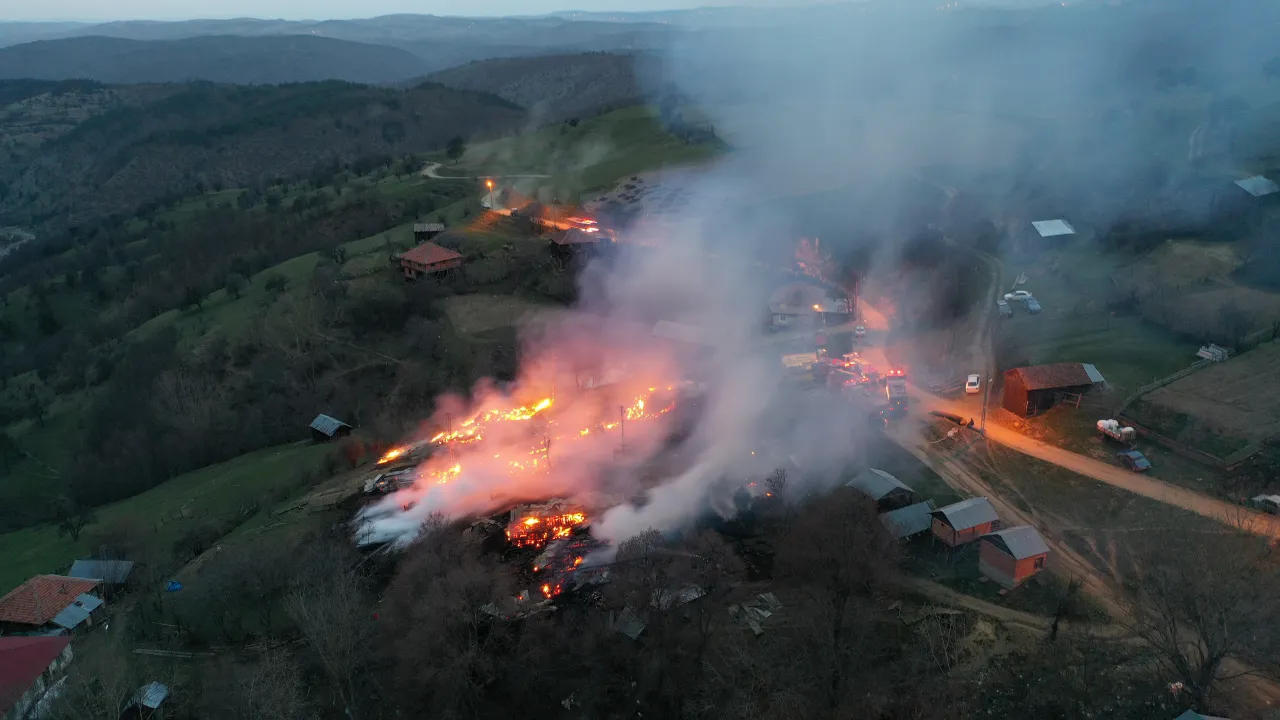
<box><xmin>978</xmin><ymin>525</ymin><xmax>1050</xmax><ymax>588</ymax></box>
<box><xmin>310</xmin><ymin>414</ymin><xmax>352</xmax><ymax>443</ymax></box>
<box><xmin>846</xmin><ymin>468</ymin><xmax>916</xmax><ymax>511</ymax></box>
<box><xmin>0</xmin><ymin>575</ymin><xmax>103</xmax><ymax>635</ymax></box>
<box><xmin>930</xmin><ymin>497</ymin><xmax>998</xmax><ymax>547</ymax></box>
<box><xmin>768</xmin><ymin>282</ymin><xmax>850</xmax><ymax>328</ymax></box>
<box><xmin>0</xmin><ymin>635</ymin><xmax>73</xmax><ymax>719</ymax></box>
<box><xmin>400</xmin><ymin>242</ymin><xmax>463</xmax><ymax>280</ymax></box>
<box><xmin>1001</xmin><ymin>362</ymin><xmax>1106</xmax><ymax>417</ymax></box>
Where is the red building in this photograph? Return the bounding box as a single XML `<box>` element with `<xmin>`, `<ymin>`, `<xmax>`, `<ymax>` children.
<box><xmin>1001</xmin><ymin>362</ymin><xmax>1106</xmax><ymax>417</ymax></box>
<box><xmin>0</xmin><ymin>636</ymin><xmax>73</xmax><ymax>718</ymax></box>
<box><xmin>930</xmin><ymin>497</ymin><xmax>998</xmax><ymax>547</ymax></box>
<box><xmin>978</xmin><ymin>525</ymin><xmax>1050</xmax><ymax>588</ymax></box>
<box><xmin>400</xmin><ymin>242</ymin><xmax>463</xmax><ymax>280</ymax></box>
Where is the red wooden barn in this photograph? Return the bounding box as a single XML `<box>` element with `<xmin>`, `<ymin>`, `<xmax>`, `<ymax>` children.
<box><xmin>400</xmin><ymin>242</ymin><xmax>463</xmax><ymax>280</ymax></box>
<box><xmin>978</xmin><ymin>525</ymin><xmax>1050</xmax><ymax>588</ymax></box>
<box><xmin>930</xmin><ymin>497</ymin><xmax>998</xmax><ymax>547</ymax></box>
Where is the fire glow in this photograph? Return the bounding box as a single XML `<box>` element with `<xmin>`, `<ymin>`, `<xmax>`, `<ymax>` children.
<box><xmin>506</xmin><ymin>512</ymin><xmax>588</xmax><ymax>548</ymax></box>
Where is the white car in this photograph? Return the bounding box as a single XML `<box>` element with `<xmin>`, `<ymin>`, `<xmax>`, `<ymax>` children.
<box><xmin>965</xmin><ymin>374</ymin><xmax>982</xmax><ymax>394</ymax></box>
<box><xmin>1004</xmin><ymin>290</ymin><xmax>1033</xmax><ymax>302</ymax></box>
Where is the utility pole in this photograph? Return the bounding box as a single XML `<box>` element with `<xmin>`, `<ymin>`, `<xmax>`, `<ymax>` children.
<box><xmin>446</xmin><ymin>412</ymin><xmax>455</xmax><ymax>463</ymax></box>
<box><xmin>619</xmin><ymin>405</ymin><xmax>626</xmax><ymax>453</ymax></box>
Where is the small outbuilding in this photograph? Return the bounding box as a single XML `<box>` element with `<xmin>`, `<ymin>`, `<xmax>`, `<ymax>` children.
<box><xmin>930</xmin><ymin>497</ymin><xmax>998</xmax><ymax>547</ymax></box>
<box><xmin>1174</xmin><ymin>711</ymin><xmax>1231</xmax><ymax>720</ymax></box>
<box><xmin>67</xmin><ymin>559</ymin><xmax>135</xmax><ymax>591</ymax></box>
<box><xmin>310</xmin><ymin>414</ymin><xmax>352</xmax><ymax>443</ymax></box>
<box><xmin>412</xmin><ymin>222</ymin><xmax>446</xmax><ymax>243</ymax></box>
<box><xmin>1001</xmin><ymin>362</ymin><xmax>1106</xmax><ymax>417</ymax></box>
<box><xmin>879</xmin><ymin>499</ymin><xmax>937</xmax><ymax>539</ymax></box>
<box><xmin>400</xmin><ymin>242</ymin><xmax>463</xmax><ymax>280</ymax></box>
<box><xmin>847</xmin><ymin>468</ymin><xmax>915</xmax><ymax>511</ymax></box>
<box><xmin>978</xmin><ymin>525</ymin><xmax>1050</xmax><ymax>588</ymax></box>
<box><xmin>1234</xmin><ymin>175</ymin><xmax>1279</xmax><ymax>198</ymax></box>
<box><xmin>1031</xmin><ymin>219</ymin><xmax>1076</xmax><ymax>238</ymax></box>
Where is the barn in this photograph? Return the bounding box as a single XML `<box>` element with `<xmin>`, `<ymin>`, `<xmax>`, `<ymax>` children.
<box><xmin>846</xmin><ymin>468</ymin><xmax>915</xmax><ymax>511</ymax></box>
<box><xmin>978</xmin><ymin>525</ymin><xmax>1050</xmax><ymax>588</ymax></box>
<box><xmin>1001</xmin><ymin>362</ymin><xmax>1106</xmax><ymax>417</ymax></box>
<box><xmin>930</xmin><ymin>497</ymin><xmax>998</xmax><ymax>547</ymax></box>
<box><xmin>310</xmin><ymin>414</ymin><xmax>352</xmax><ymax>443</ymax></box>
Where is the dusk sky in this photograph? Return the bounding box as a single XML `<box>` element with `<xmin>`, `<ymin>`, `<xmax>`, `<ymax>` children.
<box><xmin>10</xmin><ymin>0</ymin><xmax>777</xmax><ymax>22</ymax></box>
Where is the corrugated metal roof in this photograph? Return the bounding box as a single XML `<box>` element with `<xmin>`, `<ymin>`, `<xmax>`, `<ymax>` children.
<box><xmin>67</xmin><ymin>559</ymin><xmax>134</xmax><ymax>585</ymax></box>
<box><xmin>983</xmin><ymin>525</ymin><xmax>1049</xmax><ymax>560</ymax></box>
<box><xmin>1006</xmin><ymin>363</ymin><xmax>1102</xmax><ymax>391</ymax></box>
<box><xmin>0</xmin><ymin>636</ymin><xmax>71</xmax><ymax>716</ymax></box>
<box><xmin>51</xmin><ymin>593</ymin><xmax>102</xmax><ymax>630</ymax></box>
<box><xmin>1235</xmin><ymin>175</ymin><xmax>1279</xmax><ymax>197</ymax></box>
<box><xmin>310</xmin><ymin>414</ymin><xmax>351</xmax><ymax>437</ymax></box>
<box><xmin>133</xmin><ymin>681</ymin><xmax>170</xmax><ymax>709</ymax></box>
<box><xmin>847</xmin><ymin>468</ymin><xmax>914</xmax><ymax>501</ymax></box>
<box><xmin>1031</xmin><ymin>219</ymin><xmax>1076</xmax><ymax>237</ymax></box>
<box><xmin>1175</xmin><ymin>711</ymin><xmax>1230</xmax><ymax>720</ymax></box>
<box><xmin>931</xmin><ymin>497</ymin><xmax>998</xmax><ymax>531</ymax></box>
<box><xmin>879</xmin><ymin>499</ymin><xmax>937</xmax><ymax>539</ymax></box>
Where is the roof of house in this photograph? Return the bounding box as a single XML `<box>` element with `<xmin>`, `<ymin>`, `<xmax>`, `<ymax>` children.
<box><xmin>0</xmin><ymin>575</ymin><xmax>100</xmax><ymax>626</ymax></box>
<box><xmin>401</xmin><ymin>242</ymin><xmax>463</xmax><ymax>267</ymax></box>
<box><xmin>1005</xmin><ymin>362</ymin><xmax>1105</xmax><ymax>391</ymax></box>
<box><xmin>0</xmin><ymin>636</ymin><xmax>71</xmax><ymax>715</ymax></box>
<box><xmin>309</xmin><ymin>414</ymin><xmax>351</xmax><ymax>437</ymax></box>
<box><xmin>982</xmin><ymin>525</ymin><xmax>1050</xmax><ymax>560</ymax></box>
<box><xmin>132</xmin><ymin>681</ymin><xmax>170</xmax><ymax>710</ymax></box>
<box><xmin>847</xmin><ymin>468</ymin><xmax>914</xmax><ymax>501</ymax></box>
<box><xmin>412</xmin><ymin>222</ymin><xmax>446</xmax><ymax>233</ymax></box>
<box><xmin>880</xmin><ymin>500</ymin><xmax>937</xmax><ymax>539</ymax></box>
<box><xmin>51</xmin><ymin>593</ymin><xmax>103</xmax><ymax>630</ymax></box>
<box><xmin>931</xmin><ymin>497</ymin><xmax>998</xmax><ymax>531</ymax></box>
<box><xmin>1234</xmin><ymin>175</ymin><xmax>1279</xmax><ymax>198</ymax></box>
<box><xmin>551</xmin><ymin>228</ymin><xmax>602</xmax><ymax>246</ymax></box>
<box><xmin>1031</xmin><ymin>219</ymin><xmax>1076</xmax><ymax>237</ymax></box>
<box><xmin>1174</xmin><ymin>711</ymin><xmax>1230</xmax><ymax>720</ymax></box>
<box><xmin>67</xmin><ymin>559</ymin><xmax>135</xmax><ymax>585</ymax></box>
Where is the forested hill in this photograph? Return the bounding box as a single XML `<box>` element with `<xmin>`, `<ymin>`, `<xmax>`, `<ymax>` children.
<box><xmin>0</xmin><ymin>80</ymin><xmax>527</xmax><ymax>227</ymax></box>
<box><xmin>0</xmin><ymin>35</ymin><xmax>431</xmax><ymax>85</ymax></box>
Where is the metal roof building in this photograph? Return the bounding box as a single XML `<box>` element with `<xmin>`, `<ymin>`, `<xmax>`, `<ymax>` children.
<box><xmin>879</xmin><ymin>499</ymin><xmax>937</xmax><ymax>539</ymax></box>
<box><xmin>847</xmin><ymin>468</ymin><xmax>915</xmax><ymax>503</ymax></box>
<box><xmin>1031</xmin><ymin>219</ymin><xmax>1076</xmax><ymax>238</ymax></box>
<box><xmin>1234</xmin><ymin>175</ymin><xmax>1279</xmax><ymax>198</ymax></box>
<box><xmin>982</xmin><ymin>525</ymin><xmax>1050</xmax><ymax>560</ymax></box>
<box><xmin>67</xmin><ymin>559</ymin><xmax>134</xmax><ymax>585</ymax></box>
<box><xmin>1002</xmin><ymin>362</ymin><xmax>1106</xmax><ymax>417</ymax></box>
<box><xmin>51</xmin><ymin>593</ymin><xmax>103</xmax><ymax>631</ymax></box>
<box><xmin>310</xmin><ymin>414</ymin><xmax>352</xmax><ymax>442</ymax></box>
<box><xmin>931</xmin><ymin>497</ymin><xmax>998</xmax><ymax>532</ymax></box>
<box><xmin>1174</xmin><ymin>710</ymin><xmax>1230</xmax><ymax>720</ymax></box>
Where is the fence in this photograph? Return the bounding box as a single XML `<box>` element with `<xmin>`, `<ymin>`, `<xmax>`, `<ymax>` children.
<box><xmin>1110</xmin><ymin>358</ymin><xmax>1215</xmax><ymax>416</ymax></box>
<box><xmin>1117</xmin><ymin>415</ymin><xmax>1269</xmax><ymax>471</ymax></box>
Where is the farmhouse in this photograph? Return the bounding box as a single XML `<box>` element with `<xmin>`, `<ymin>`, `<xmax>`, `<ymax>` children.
<box><xmin>930</xmin><ymin>497</ymin><xmax>998</xmax><ymax>547</ymax></box>
<box><xmin>550</xmin><ymin>228</ymin><xmax>603</xmax><ymax>249</ymax></box>
<box><xmin>1001</xmin><ymin>362</ymin><xmax>1106</xmax><ymax>417</ymax></box>
<box><xmin>879</xmin><ymin>499</ymin><xmax>937</xmax><ymax>539</ymax></box>
<box><xmin>0</xmin><ymin>636</ymin><xmax>73</xmax><ymax>719</ymax></box>
<box><xmin>310</xmin><ymin>414</ymin><xmax>352</xmax><ymax>443</ymax></box>
<box><xmin>400</xmin><ymin>242</ymin><xmax>463</xmax><ymax>280</ymax></box>
<box><xmin>978</xmin><ymin>525</ymin><xmax>1050</xmax><ymax>588</ymax></box>
<box><xmin>769</xmin><ymin>282</ymin><xmax>850</xmax><ymax>328</ymax></box>
<box><xmin>0</xmin><ymin>575</ymin><xmax>103</xmax><ymax>634</ymax></box>
<box><xmin>846</xmin><ymin>468</ymin><xmax>915</xmax><ymax>511</ymax></box>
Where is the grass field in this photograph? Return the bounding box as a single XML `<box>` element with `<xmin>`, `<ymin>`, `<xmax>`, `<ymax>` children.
<box><xmin>0</xmin><ymin>441</ymin><xmax>330</xmax><ymax>595</ymax></box>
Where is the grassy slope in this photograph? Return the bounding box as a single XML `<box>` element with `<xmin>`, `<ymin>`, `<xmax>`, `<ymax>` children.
<box><xmin>0</xmin><ymin>441</ymin><xmax>328</xmax><ymax>594</ymax></box>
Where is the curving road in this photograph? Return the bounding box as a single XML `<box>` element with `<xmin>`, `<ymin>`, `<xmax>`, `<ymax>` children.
<box><xmin>420</xmin><ymin>161</ymin><xmax>551</xmax><ymax>180</ymax></box>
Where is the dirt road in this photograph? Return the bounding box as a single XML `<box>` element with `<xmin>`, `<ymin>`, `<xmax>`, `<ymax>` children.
<box><xmin>420</xmin><ymin>161</ymin><xmax>550</xmax><ymax>180</ymax></box>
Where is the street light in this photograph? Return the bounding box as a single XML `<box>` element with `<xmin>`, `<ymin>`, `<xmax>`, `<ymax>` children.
<box><xmin>485</xmin><ymin>179</ymin><xmax>495</xmax><ymax>210</ymax></box>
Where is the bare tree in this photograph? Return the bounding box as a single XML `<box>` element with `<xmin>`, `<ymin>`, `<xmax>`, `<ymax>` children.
<box><xmin>1121</xmin><ymin>532</ymin><xmax>1280</xmax><ymax>709</ymax></box>
<box><xmin>285</xmin><ymin>541</ymin><xmax>376</xmax><ymax>720</ymax></box>
<box><xmin>202</xmin><ymin>650</ymin><xmax>311</xmax><ymax>720</ymax></box>
<box><xmin>45</xmin><ymin>635</ymin><xmax>144</xmax><ymax>720</ymax></box>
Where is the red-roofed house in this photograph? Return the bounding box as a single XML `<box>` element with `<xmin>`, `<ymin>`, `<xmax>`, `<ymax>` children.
<box><xmin>0</xmin><ymin>635</ymin><xmax>73</xmax><ymax>718</ymax></box>
<box><xmin>0</xmin><ymin>575</ymin><xmax>102</xmax><ymax>634</ymax></box>
<box><xmin>400</xmin><ymin>242</ymin><xmax>463</xmax><ymax>280</ymax></box>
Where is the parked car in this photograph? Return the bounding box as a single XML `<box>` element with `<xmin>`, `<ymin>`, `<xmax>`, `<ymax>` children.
<box><xmin>1025</xmin><ymin>298</ymin><xmax>1042</xmax><ymax>314</ymax></box>
<box><xmin>1004</xmin><ymin>290</ymin><xmax>1033</xmax><ymax>301</ymax></box>
<box><xmin>1117</xmin><ymin>450</ymin><xmax>1152</xmax><ymax>472</ymax></box>
<box><xmin>965</xmin><ymin>374</ymin><xmax>981</xmax><ymax>394</ymax></box>
<box><xmin>853</xmin><ymin>325</ymin><xmax>867</xmax><ymax>339</ymax></box>
<box><xmin>996</xmin><ymin>299</ymin><xmax>1011</xmax><ymax>317</ymax></box>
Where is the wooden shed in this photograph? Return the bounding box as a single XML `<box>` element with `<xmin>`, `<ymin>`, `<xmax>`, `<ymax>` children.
<box><xmin>310</xmin><ymin>414</ymin><xmax>352</xmax><ymax>443</ymax></box>
<box><xmin>846</xmin><ymin>468</ymin><xmax>915</xmax><ymax>511</ymax></box>
<box><xmin>978</xmin><ymin>525</ymin><xmax>1050</xmax><ymax>588</ymax></box>
<box><xmin>1001</xmin><ymin>362</ymin><xmax>1106</xmax><ymax>417</ymax></box>
<box><xmin>930</xmin><ymin>497</ymin><xmax>998</xmax><ymax>547</ymax></box>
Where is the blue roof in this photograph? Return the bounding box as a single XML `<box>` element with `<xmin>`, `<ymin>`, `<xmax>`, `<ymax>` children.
<box><xmin>51</xmin><ymin>593</ymin><xmax>103</xmax><ymax>630</ymax></box>
<box><xmin>310</xmin><ymin>414</ymin><xmax>351</xmax><ymax>436</ymax></box>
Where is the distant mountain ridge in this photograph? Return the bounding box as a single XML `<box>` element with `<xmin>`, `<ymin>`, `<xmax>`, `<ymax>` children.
<box><xmin>0</xmin><ymin>35</ymin><xmax>431</xmax><ymax>85</ymax></box>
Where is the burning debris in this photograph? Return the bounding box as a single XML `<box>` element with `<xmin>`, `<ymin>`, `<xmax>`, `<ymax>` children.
<box><xmin>506</xmin><ymin>500</ymin><xmax>589</xmax><ymax>549</ymax></box>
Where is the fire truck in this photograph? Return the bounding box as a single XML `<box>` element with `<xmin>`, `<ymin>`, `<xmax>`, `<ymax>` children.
<box><xmin>885</xmin><ymin>377</ymin><xmax>909</xmax><ymax>417</ymax></box>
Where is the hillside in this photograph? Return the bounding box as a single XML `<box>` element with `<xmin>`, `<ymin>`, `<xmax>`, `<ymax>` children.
<box><xmin>0</xmin><ymin>34</ymin><xmax>431</xmax><ymax>85</ymax></box>
<box><xmin>0</xmin><ymin>80</ymin><xmax>526</xmax><ymax>226</ymax></box>
<box><xmin>425</xmin><ymin>52</ymin><xmax>657</xmax><ymax>122</ymax></box>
